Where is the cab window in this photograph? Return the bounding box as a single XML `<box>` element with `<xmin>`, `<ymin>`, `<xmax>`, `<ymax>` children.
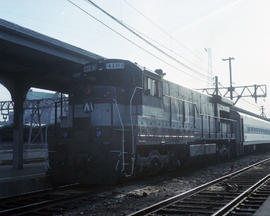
<box><xmin>144</xmin><ymin>77</ymin><xmax>159</xmax><ymax>97</ymax></box>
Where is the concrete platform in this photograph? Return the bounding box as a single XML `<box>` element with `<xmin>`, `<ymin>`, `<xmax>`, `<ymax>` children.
<box><xmin>0</xmin><ymin>162</ymin><xmax>51</xmax><ymax>198</ymax></box>
<box><xmin>0</xmin><ymin>148</ymin><xmax>48</xmax><ymax>165</ymax></box>
<box><xmin>0</xmin><ymin>142</ymin><xmax>48</xmax><ymax>165</ymax></box>
<box><xmin>254</xmin><ymin>196</ymin><xmax>270</xmax><ymax>216</ymax></box>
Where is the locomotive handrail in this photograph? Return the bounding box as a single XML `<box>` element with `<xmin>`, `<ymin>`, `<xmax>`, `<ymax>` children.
<box><xmin>163</xmin><ymin>94</ymin><xmax>195</xmax><ymax>104</ymax></box>
<box><xmin>164</xmin><ymin>94</ymin><xmax>210</xmax><ymax>119</ymax></box>
<box><xmin>112</xmin><ymin>99</ymin><xmax>125</xmax><ymax>173</ymax></box>
<box><xmin>163</xmin><ymin>93</ymin><xmax>235</xmax><ymax>139</ymax></box>
<box><xmin>129</xmin><ymin>86</ymin><xmax>143</xmax><ymax>176</ymax></box>
<box><xmin>199</xmin><ymin>113</ymin><xmax>236</xmax><ymax>122</ymax></box>
<box><xmin>89</xmin><ymin>97</ymin><xmax>126</xmax><ymax>172</ymax></box>
<box><xmin>80</xmin><ymin>95</ymin><xmax>138</xmax><ymax>175</ymax></box>
<box><xmin>163</xmin><ymin>94</ymin><xmax>236</xmax><ymax>122</ymax></box>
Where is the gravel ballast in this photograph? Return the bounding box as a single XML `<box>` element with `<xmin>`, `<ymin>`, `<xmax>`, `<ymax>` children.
<box><xmin>63</xmin><ymin>152</ymin><xmax>270</xmax><ymax>216</ymax></box>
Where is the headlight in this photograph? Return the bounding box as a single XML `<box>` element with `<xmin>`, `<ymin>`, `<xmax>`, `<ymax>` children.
<box><xmin>96</xmin><ymin>128</ymin><xmax>102</xmax><ymax>137</ymax></box>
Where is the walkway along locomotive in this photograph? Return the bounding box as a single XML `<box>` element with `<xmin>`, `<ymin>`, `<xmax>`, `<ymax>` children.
<box><xmin>48</xmin><ymin>59</ymin><xmax>270</xmax><ymax>184</ymax></box>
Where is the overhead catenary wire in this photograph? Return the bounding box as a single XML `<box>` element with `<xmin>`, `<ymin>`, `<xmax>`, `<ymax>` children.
<box><xmin>84</xmin><ymin>0</ymin><xmax>210</xmax><ymax>80</ymax></box>
<box><xmin>236</xmin><ymin>94</ymin><xmax>261</xmax><ymax>110</ymax></box>
<box><xmin>234</xmin><ymin>92</ymin><xmax>262</xmax><ymax>110</ymax></box>
<box><xmin>67</xmin><ymin>0</ymin><xmax>209</xmax><ymax>83</ymax></box>
<box><xmin>122</xmin><ymin>0</ymin><xmax>206</xmax><ymax>61</ymax></box>
<box><xmin>125</xmin><ymin>22</ymin><xmax>206</xmax><ymax>73</ymax></box>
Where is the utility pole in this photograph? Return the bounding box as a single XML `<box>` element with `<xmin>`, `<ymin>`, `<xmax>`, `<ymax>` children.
<box><xmin>222</xmin><ymin>57</ymin><xmax>235</xmax><ymax>100</ymax></box>
<box><xmin>215</xmin><ymin>76</ymin><xmax>219</xmax><ymax>96</ymax></box>
<box><xmin>205</xmin><ymin>48</ymin><xmax>213</xmax><ymax>87</ymax></box>
<box><xmin>260</xmin><ymin>106</ymin><xmax>267</xmax><ymax>118</ymax></box>
<box><xmin>214</xmin><ymin>76</ymin><xmax>219</xmax><ymax>137</ymax></box>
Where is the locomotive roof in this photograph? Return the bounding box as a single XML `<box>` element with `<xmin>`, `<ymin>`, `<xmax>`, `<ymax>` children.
<box><xmin>92</xmin><ymin>58</ymin><xmax>163</xmax><ymax>78</ymax></box>
<box><xmin>84</xmin><ymin>58</ymin><xmax>269</xmax><ymax>123</ymax></box>
<box><xmin>92</xmin><ymin>58</ymin><xmax>212</xmax><ymax>97</ymax></box>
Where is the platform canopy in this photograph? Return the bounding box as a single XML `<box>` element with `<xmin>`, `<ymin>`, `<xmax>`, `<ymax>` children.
<box><xmin>0</xmin><ymin>18</ymin><xmax>103</xmax><ymax>92</ymax></box>
<box><xmin>0</xmin><ymin>18</ymin><xmax>104</xmax><ymax>170</ymax></box>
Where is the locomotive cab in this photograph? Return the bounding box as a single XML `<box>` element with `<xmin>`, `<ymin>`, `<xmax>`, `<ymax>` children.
<box><xmin>48</xmin><ymin>59</ymin><xmax>144</xmax><ymax>183</ymax></box>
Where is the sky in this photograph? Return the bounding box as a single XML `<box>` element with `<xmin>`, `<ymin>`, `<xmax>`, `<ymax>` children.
<box><xmin>0</xmin><ymin>0</ymin><xmax>269</xmax><ymax>116</ymax></box>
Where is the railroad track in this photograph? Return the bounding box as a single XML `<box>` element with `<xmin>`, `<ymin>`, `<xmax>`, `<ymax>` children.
<box><xmin>129</xmin><ymin>158</ymin><xmax>270</xmax><ymax>216</ymax></box>
<box><xmin>0</xmin><ymin>183</ymin><xmax>96</xmax><ymax>216</ymax></box>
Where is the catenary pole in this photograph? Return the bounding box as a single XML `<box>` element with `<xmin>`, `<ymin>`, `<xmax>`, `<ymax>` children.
<box><xmin>222</xmin><ymin>57</ymin><xmax>235</xmax><ymax>100</ymax></box>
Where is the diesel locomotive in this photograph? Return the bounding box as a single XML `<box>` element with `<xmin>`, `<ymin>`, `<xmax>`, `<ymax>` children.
<box><xmin>48</xmin><ymin>59</ymin><xmax>270</xmax><ymax>184</ymax></box>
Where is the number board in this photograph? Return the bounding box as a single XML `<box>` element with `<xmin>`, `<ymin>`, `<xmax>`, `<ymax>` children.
<box><xmin>105</xmin><ymin>62</ymin><xmax>125</xmax><ymax>70</ymax></box>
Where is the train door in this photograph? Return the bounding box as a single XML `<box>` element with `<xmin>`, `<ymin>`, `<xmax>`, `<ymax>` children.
<box><xmin>230</xmin><ymin>110</ymin><xmax>244</xmax><ymax>156</ymax></box>
<box><xmin>240</xmin><ymin>117</ymin><xmax>244</xmax><ymax>145</ymax></box>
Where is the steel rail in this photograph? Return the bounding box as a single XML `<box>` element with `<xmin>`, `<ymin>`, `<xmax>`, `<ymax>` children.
<box><xmin>0</xmin><ymin>183</ymin><xmax>91</xmax><ymax>216</ymax></box>
<box><xmin>129</xmin><ymin>157</ymin><xmax>270</xmax><ymax>216</ymax></box>
<box><xmin>213</xmin><ymin>173</ymin><xmax>270</xmax><ymax>215</ymax></box>
<box><xmin>0</xmin><ymin>183</ymin><xmax>78</xmax><ymax>202</ymax></box>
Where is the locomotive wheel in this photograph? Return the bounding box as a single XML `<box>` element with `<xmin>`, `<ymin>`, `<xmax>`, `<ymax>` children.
<box><xmin>218</xmin><ymin>144</ymin><xmax>232</xmax><ymax>161</ymax></box>
<box><xmin>149</xmin><ymin>158</ymin><xmax>161</xmax><ymax>175</ymax></box>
